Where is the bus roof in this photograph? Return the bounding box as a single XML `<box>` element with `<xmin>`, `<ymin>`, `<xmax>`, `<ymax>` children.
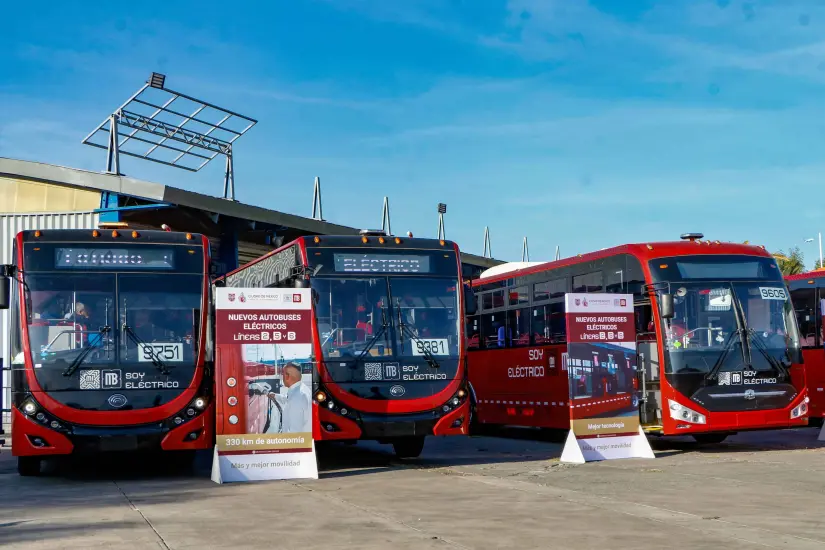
<box><xmin>216</xmin><ymin>234</ymin><xmax>460</xmax><ymax>283</ymax></box>
<box><xmin>474</xmin><ymin>240</ymin><xmax>772</xmax><ymax>286</ymax></box>
<box><xmin>786</xmin><ymin>269</ymin><xmax>825</xmax><ymax>282</ymax></box>
<box><xmin>16</xmin><ymin>228</ymin><xmax>205</xmax><ymax>245</ymax></box>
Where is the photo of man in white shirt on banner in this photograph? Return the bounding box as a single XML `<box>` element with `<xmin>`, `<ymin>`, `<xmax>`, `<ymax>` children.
<box><xmin>266</xmin><ymin>362</ymin><xmax>312</xmax><ymax>434</ymax></box>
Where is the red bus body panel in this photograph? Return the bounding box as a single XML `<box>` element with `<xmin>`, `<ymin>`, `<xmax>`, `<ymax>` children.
<box><xmin>214</xmin><ymin>236</ymin><xmax>469</xmax><ymax>441</ymax></box>
<box><xmin>469</xmin><ymin>240</ymin><xmax>808</xmax><ymax>436</ymax></box>
<box><xmin>787</xmin><ymin>270</ymin><xmax>825</xmax><ymax>420</ymax></box>
<box><xmin>11</xmin><ymin>231</ymin><xmax>214</xmax><ymax>457</ymax></box>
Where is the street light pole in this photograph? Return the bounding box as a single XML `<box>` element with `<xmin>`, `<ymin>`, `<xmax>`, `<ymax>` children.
<box><xmin>819</xmin><ymin>232</ymin><xmax>823</xmax><ymax>270</ymax></box>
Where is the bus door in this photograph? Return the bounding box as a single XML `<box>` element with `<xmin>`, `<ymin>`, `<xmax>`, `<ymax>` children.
<box><xmin>634</xmin><ymin>299</ymin><xmax>662</xmax><ymax>428</ymax></box>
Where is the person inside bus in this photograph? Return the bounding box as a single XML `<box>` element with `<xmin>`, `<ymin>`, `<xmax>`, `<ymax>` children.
<box><xmin>355</xmin><ymin>308</ymin><xmax>373</xmax><ymax>339</ymax></box>
<box><xmin>268</xmin><ymin>362</ymin><xmax>312</xmax><ymax>434</ymax></box>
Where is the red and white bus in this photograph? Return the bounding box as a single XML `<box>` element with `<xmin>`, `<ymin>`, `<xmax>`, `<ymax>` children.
<box><xmin>214</xmin><ymin>231</ymin><xmax>473</xmax><ymax>458</ymax></box>
<box><xmin>0</xmin><ymin>226</ymin><xmax>214</xmax><ymax>475</ymax></box>
<box><xmin>466</xmin><ymin>235</ymin><xmax>809</xmax><ymax>443</ymax></box>
<box><xmin>786</xmin><ymin>270</ymin><xmax>825</xmax><ymax>425</ymax></box>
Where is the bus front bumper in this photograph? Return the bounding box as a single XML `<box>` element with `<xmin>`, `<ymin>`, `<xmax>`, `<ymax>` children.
<box><xmin>317</xmin><ymin>400</ymin><xmax>470</xmax><ymax>441</ymax></box>
<box><xmin>10</xmin><ymin>404</ymin><xmax>214</xmax><ymax>457</ymax></box>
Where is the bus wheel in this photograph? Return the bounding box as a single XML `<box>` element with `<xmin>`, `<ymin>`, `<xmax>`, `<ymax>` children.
<box><xmin>17</xmin><ymin>457</ymin><xmax>42</xmax><ymax>477</ymax></box>
<box><xmin>170</xmin><ymin>451</ymin><xmax>197</xmax><ymax>473</ymax></box>
<box><xmin>692</xmin><ymin>433</ymin><xmax>728</xmax><ymax>445</ymax></box>
<box><xmin>392</xmin><ymin>437</ymin><xmax>425</xmax><ymax>459</ymax></box>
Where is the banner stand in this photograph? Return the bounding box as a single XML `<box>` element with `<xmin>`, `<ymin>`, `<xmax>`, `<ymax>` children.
<box><xmin>211</xmin><ymin>447</ymin><xmax>223</xmax><ymax>484</ymax></box>
<box><xmin>211</xmin><ymin>287</ymin><xmax>319</xmax><ymax>485</ymax></box>
<box><xmin>818</xmin><ymin>423</ymin><xmax>825</xmax><ymax>442</ymax></box>
<box><xmin>560</xmin><ymin>427</ymin><xmax>655</xmax><ymax>464</ymax></box>
<box><xmin>559</xmin><ymin>430</ymin><xmax>586</xmax><ymax>464</ymax></box>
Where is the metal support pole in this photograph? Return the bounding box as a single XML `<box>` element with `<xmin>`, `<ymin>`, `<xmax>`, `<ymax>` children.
<box><xmin>381</xmin><ymin>196</ymin><xmax>392</xmax><ymax>235</ymax></box>
<box><xmin>522</xmin><ymin>237</ymin><xmax>529</xmax><ymax>262</ymax></box>
<box><xmin>555</xmin><ymin>245</ymin><xmax>560</xmax><ymax>261</ymax></box>
<box><xmin>483</xmin><ymin>227</ymin><xmax>492</xmax><ymax>259</ymax></box>
<box><xmin>819</xmin><ymin>232</ymin><xmax>823</xmax><ymax>269</ymax></box>
<box><xmin>312</xmin><ymin>177</ymin><xmax>324</xmax><ymax>221</ymax></box>
<box><xmin>223</xmin><ymin>151</ymin><xmax>235</xmax><ymax>201</ymax></box>
<box><xmin>105</xmin><ymin>114</ymin><xmax>121</xmax><ymax>175</ymax></box>
<box><xmin>438</xmin><ymin>213</ymin><xmax>446</xmax><ymax>241</ymax></box>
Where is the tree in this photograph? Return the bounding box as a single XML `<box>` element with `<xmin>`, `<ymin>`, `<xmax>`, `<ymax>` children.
<box><xmin>773</xmin><ymin>247</ymin><xmax>806</xmax><ymax>275</ymax></box>
<box><xmin>815</xmin><ymin>258</ymin><xmax>824</xmax><ymax>270</ymax></box>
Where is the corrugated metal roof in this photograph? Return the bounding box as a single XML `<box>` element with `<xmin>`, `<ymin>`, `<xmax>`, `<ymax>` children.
<box><xmin>0</xmin><ymin>212</ymin><xmax>100</xmax><ymax>423</ymax></box>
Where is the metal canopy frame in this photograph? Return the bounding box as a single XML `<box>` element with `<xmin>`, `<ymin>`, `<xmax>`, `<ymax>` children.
<box><xmin>82</xmin><ymin>72</ymin><xmax>257</xmax><ymax>200</ymax></box>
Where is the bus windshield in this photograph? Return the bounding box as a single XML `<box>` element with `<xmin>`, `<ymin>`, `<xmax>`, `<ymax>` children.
<box><xmin>23</xmin><ymin>272</ymin><xmax>202</xmax><ymax>371</ymax></box>
<box><xmin>657</xmin><ymin>281</ymin><xmax>799</xmax><ymax>376</ymax></box>
<box><xmin>311</xmin><ymin>276</ymin><xmax>460</xmax><ymax>376</ymax></box>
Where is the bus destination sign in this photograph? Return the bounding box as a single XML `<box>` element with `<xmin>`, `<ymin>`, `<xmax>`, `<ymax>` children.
<box><xmin>55</xmin><ymin>247</ymin><xmax>176</xmax><ymax>270</ymax></box>
<box><xmin>333</xmin><ymin>253</ymin><xmax>431</xmax><ymax>273</ymax></box>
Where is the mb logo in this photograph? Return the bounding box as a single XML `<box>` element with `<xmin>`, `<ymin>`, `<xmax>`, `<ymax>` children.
<box><xmin>384</xmin><ymin>362</ymin><xmax>400</xmax><ymax>381</ymax></box>
<box><xmin>102</xmin><ymin>369</ymin><xmax>122</xmax><ymax>389</ymax></box>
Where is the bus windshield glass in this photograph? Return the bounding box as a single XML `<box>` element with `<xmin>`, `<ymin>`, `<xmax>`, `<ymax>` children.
<box><xmin>23</xmin><ymin>272</ymin><xmax>202</xmax><ymax>371</ymax></box>
<box><xmin>311</xmin><ymin>276</ymin><xmax>460</xmax><ymax>379</ymax></box>
<box><xmin>649</xmin><ymin>256</ymin><xmax>800</xmax><ymax>377</ymax></box>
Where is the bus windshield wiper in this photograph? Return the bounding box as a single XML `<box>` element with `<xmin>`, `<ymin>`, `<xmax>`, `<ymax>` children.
<box><xmin>122</xmin><ymin>323</ymin><xmax>170</xmax><ymax>375</ymax></box>
<box><xmin>746</xmin><ymin>328</ymin><xmax>790</xmax><ymax>380</ymax></box>
<box><xmin>356</xmin><ymin>307</ymin><xmax>389</xmax><ymax>362</ymax></box>
<box><xmin>704</xmin><ymin>328</ymin><xmax>744</xmax><ymax>383</ymax></box>
<box><xmin>396</xmin><ymin>305</ymin><xmax>439</xmax><ymax>369</ymax></box>
<box><xmin>62</xmin><ymin>325</ymin><xmax>111</xmax><ymax>377</ymax></box>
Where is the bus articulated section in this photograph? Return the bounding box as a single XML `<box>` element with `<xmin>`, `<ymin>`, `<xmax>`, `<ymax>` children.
<box><xmin>215</xmin><ymin>232</ymin><xmax>472</xmax><ymax>458</ymax></box>
<box><xmin>0</xmin><ymin>228</ymin><xmax>214</xmax><ymax>476</ymax></box>
<box><xmin>466</xmin><ymin>237</ymin><xmax>808</xmax><ymax>443</ymax></box>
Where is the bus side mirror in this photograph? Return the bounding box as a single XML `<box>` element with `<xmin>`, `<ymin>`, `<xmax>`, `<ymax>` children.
<box><xmin>660</xmin><ymin>293</ymin><xmax>674</xmax><ymax>319</ymax></box>
<box><xmin>0</xmin><ymin>276</ymin><xmax>9</xmax><ymax>310</ymax></box>
<box><xmin>464</xmin><ymin>284</ymin><xmax>478</xmax><ymax>315</ymax></box>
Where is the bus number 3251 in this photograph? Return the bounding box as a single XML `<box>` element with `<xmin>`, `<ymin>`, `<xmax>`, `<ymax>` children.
<box><xmin>413</xmin><ymin>339</ymin><xmax>448</xmax><ymax>356</ymax></box>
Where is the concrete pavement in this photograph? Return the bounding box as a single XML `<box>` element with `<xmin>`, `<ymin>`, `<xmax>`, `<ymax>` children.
<box><xmin>1</xmin><ymin>428</ymin><xmax>824</xmax><ymax>549</ymax></box>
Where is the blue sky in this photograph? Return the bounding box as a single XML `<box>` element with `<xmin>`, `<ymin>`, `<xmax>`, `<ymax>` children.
<box><xmin>2</xmin><ymin>0</ymin><xmax>825</xmax><ymax>265</ymax></box>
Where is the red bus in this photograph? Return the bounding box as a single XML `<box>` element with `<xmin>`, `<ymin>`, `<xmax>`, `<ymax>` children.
<box><xmin>786</xmin><ymin>270</ymin><xmax>825</xmax><ymax>425</ymax></box>
<box><xmin>466</xmin><ymin>235</ymin><xmax>809</xmax><ymax>443</ymax></box>
<box><xmin>0</xmin><ymin>226</ymin><xmax>214</xmax><ymax>476</ymax></box>
<box><xmin>214</xmin><ymin>231</ymin><xmax>473</xmax><ymax>458</ymax></box>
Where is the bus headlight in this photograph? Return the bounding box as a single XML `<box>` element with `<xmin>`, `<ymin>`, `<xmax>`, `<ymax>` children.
<box><xmin>22</xmin><ymin>401</ymin><xmax>37</xmax><ymax>416</ymax></box>
<box><xmin>668</xmin><ymin>399</ymin><xmax>706</xmax><ymax>424</ymax></box>
<box><xmin>315</xmin><ymin>391</ymin><xmax>327</xmax><ymax>403</ymax></box>
<box><xmin>791</xmin><ymin>401</ymin><xmax>808</xmax><ymax>419</ymax></box>
<box><xmin>193</xmin><ymin>397</ymin><xmax>207</xmax><ymax>410</ymax></box>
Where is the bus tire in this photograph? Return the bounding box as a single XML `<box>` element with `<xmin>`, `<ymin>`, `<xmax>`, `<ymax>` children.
<box><xmin>165</xmin><ymin>450</ymin><xmax>197</xmax><ymax>474</ymax></box>
<box><xmin>392</xmin><ymin>437</ymin><xmax>425</xmax><ymax>459</ymax></box>
<box><xmin>17</xmin><ymin>456</ymin><xmax>42</xmax><ymax>477</ymax></box>
<box><xmin>692</xmin><ymin>433</ymin><xmax>728</xmax><ymax>445</ymax></box>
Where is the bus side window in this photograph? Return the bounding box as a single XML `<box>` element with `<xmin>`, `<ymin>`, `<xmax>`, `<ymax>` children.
<box><xmin>635</xmin><ymin>303</ymin><xmax>655</xmax><ymax>341</ymax></box>
<box><xmin>466</xmin><ymin>315</ymin><xmax>480</xmax><ymax>350</ymax></box>
<box><xmin>480</xmin><ymin>312</ymin><xmax>505</xmax><ymax>348</ymax></box>
<box><xmin>792</xmin><ymin>288</ymin><xmax>817</xmax><ymax>348</ymax></box>
<box><xmin>507</xmin><ymin>308</ymin><xmax>530</xmax><ymax>347</ymax></box>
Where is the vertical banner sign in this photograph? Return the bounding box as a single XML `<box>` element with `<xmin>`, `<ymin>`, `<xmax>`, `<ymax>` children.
<box><xmin>211</xmin><ymin>287</ymin><xmax>318</xmax><ymax>483</ymax></box>
<box><xmin>560</xmin><ymin>293</ymin><xmax>655</xmax><ymax>463</ymax></box>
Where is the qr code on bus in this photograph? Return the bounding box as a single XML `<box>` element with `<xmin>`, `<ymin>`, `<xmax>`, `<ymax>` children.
<box><xmin>364</xmin><ymin>363</ymin><xmax>382</xmax><ymax>381</ymax></box>
<box><xmin>79</xmin><ymin>370</ymin><xmax>101</xmax><ymax>390</ymax></box>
